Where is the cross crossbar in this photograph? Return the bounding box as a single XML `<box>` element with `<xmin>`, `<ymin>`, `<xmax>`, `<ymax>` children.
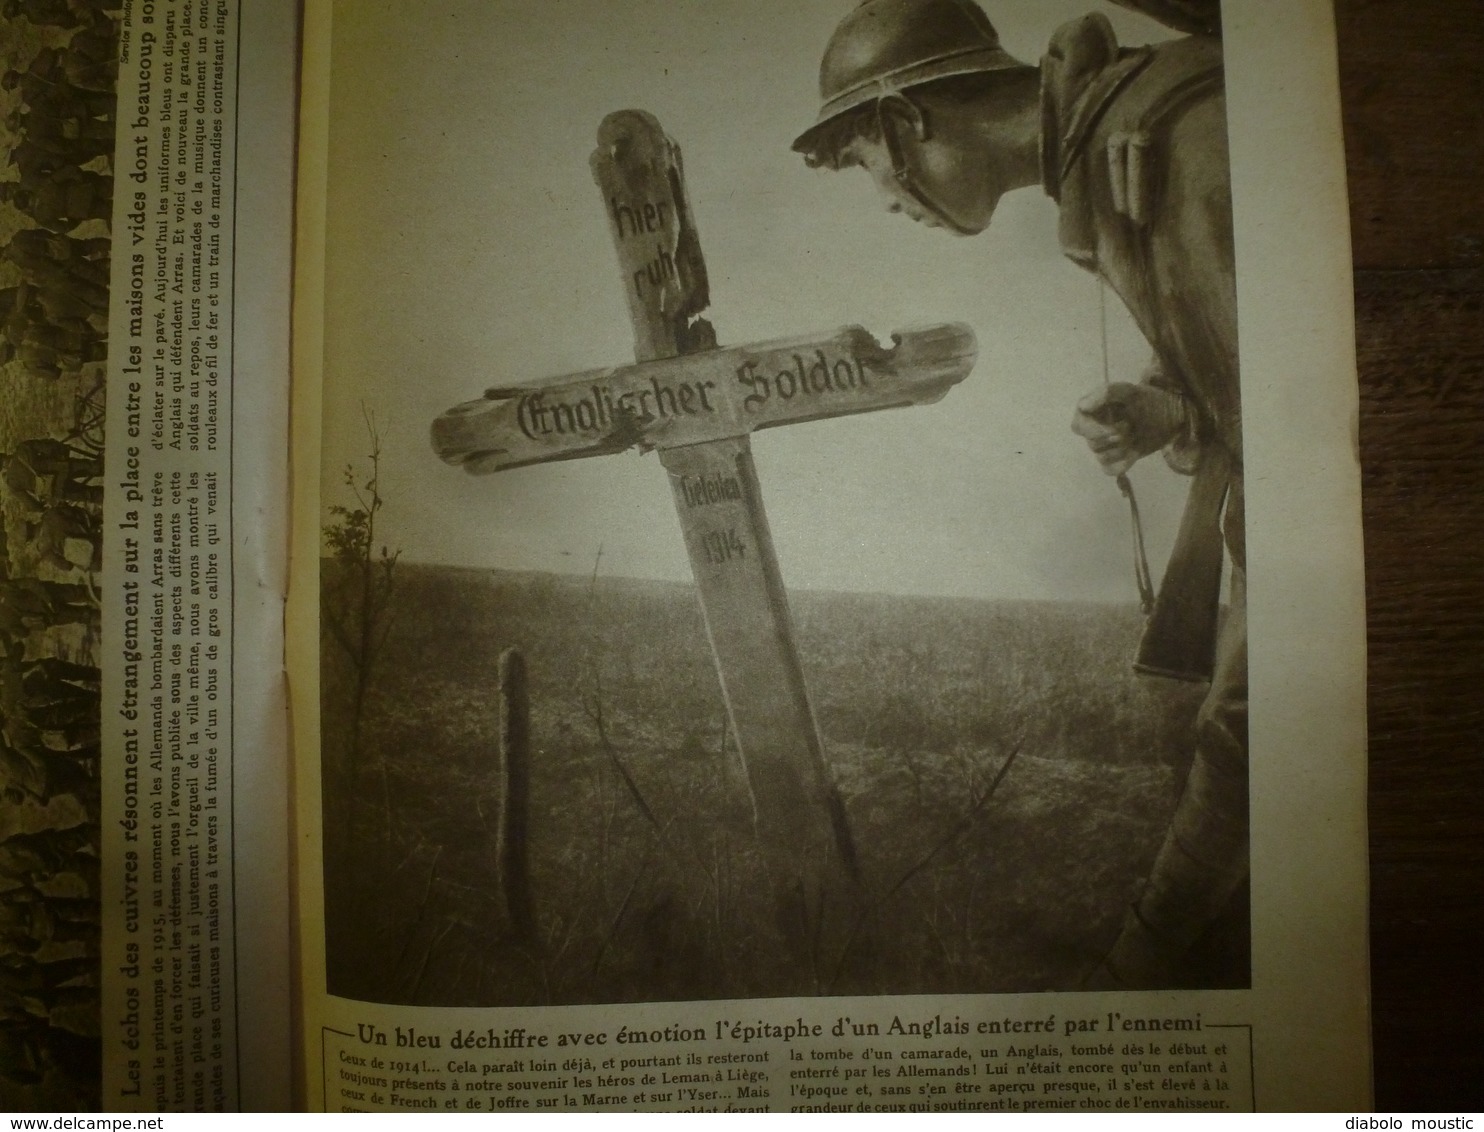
<box><xmin>432</xmin><ymin>322</ymin><xmax>975</xmax><ymax>473</ymax></box>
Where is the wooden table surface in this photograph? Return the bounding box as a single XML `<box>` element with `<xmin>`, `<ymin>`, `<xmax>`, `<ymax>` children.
<box><xmin>1336</xmin><ymin>0</ymin><xmax>1484</xmax><ymax>1112</ymax></box>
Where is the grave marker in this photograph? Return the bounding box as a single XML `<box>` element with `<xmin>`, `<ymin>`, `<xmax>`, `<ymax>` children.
<box><xmin>433</xmin><ymin>111</ymin><xmax>977</xmax><ymax>880</ymax></box>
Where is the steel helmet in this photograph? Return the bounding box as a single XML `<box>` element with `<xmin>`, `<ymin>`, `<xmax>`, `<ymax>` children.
<box><xmin>792</xmin><ymin>0</ymin><xmax>1021</xmax><ymax>153</ymax></box>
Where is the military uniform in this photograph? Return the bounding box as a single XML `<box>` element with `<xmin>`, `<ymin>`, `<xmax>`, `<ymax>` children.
<box><xmin>4</xmin><ymin>0</ymin><xmax>84</xmax><ymax>29</ymax></box>
<box><xmin>29</xmin><ymin>504</ymin><xmax>102</xmax><ymax>571</ymax></box>
<box><xmin>16</xmin><ymin>437</ymin><xmax>105</xmax><ymax>503</ymax></box>
<box><xmin>8</xmin><ymin>166</ymin><xmax>114</xmax><ymax>232</ymax></box>
<box><xmin>1041</xmin><ymin>13</ymin><xmax>1247</xmax><ymax>987</ymax></box>
<box><xmin>794</xmin><ymin>0</ymin><xmax>1248</xmax><ymax>987</ymax></box>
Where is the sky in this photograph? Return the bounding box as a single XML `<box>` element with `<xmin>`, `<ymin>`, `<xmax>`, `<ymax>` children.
<box><xmin>317</xmin><ymin>0</ymin><xmax>1193</xmax><ymax>602</ymax></box>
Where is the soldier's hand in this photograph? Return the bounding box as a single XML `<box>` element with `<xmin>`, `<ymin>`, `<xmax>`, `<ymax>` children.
<box><xmin>1071</xmin><ymin>382</ymin><xmax>1189</xmax><ymax>477</ymax></box>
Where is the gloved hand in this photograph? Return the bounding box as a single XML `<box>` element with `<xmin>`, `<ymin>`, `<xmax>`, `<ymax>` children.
<box><xmin>1071</xmin><ymin>382</ymin><xmax>1190</xmax><ymax>477</ymax></box>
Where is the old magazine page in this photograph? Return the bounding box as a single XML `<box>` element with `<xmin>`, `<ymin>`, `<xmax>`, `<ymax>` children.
<box><xmin>0</xmin><ymin>0</ymin><xmax>295</xmax><ymax>1113</ymax></box>
<box><xmin>290</xmin><ymin>0</ymin><xmax>1368</xmax><ymax>1112</ymax></box>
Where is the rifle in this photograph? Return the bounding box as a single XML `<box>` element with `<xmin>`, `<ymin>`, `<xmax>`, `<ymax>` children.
<box><xmin>1133</xmin><ymin>447</ymin><xmax>1229</xmax><ymax>682</ymax></box>
<box><xmin>1091</xmin><ymin>284</ymin><xmax>1225</xmax><ymax>684</ymax></box>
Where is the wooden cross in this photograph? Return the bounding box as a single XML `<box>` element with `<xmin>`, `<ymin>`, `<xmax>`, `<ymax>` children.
<box><xmin>432</xmin><ymin>111</ymin><xmax>976</xmax><ymax>879</ymax></box>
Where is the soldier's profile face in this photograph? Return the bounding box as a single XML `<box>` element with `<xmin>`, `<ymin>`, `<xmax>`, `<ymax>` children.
<box><xmin>844</xmin><ymin>123</ymin><xmax>1003</xmax><ymax>236</ymax></box>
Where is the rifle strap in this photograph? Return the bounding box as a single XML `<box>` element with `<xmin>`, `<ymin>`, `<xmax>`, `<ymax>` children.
<box><xmin>1118</xmin><ymin>472</ymin><xmax>1156</xmax><ymax>615</ymax></box>
<box><xmin>1099</xmin><ymin>278</ymin><xmax>1157</xmax><ymax>616</ymax></box>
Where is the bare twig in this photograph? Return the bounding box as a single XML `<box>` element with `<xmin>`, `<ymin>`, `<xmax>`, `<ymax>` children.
<box><xmin>824</xmin><ymin>742</ymin><xmax>1022</xmax><ymax>991</ymax></box>
<box><xmin>408</xmin><ymin>917</ymin><xmax>458</xmax><ymax>1002</ymax></box>
<box><xmin>583</xmin><ymin>688</ymin><xmax>662</xmax><ymax>830</ymax></box>
<box><xmin>591</xmin><ymin>849</ymin><xmax>651</xmax><ymax>978</ymax></box>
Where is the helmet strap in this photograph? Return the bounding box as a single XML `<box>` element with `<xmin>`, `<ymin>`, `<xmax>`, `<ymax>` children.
<box><xmin>875</xmin><ymin>98</ymin><xmax>978</xmax><ymax>237</ymax></box>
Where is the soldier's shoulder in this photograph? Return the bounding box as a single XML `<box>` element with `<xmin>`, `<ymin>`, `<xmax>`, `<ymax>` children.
<box><xmin>1120</xmin><ymin>31</ymin><xmax>1226</xmax><ymax>135</ymax></box>
<box><xmin>1043</xmin><ymin>14</ymin><xmax>1223</xmax><ymax>140</ymax></box>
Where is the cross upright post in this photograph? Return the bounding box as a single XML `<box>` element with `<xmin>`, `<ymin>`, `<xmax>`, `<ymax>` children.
<box><xmin>433</xmin><ymin>110</ymin><xmax>977</xmax><ymax>890</ymax></box>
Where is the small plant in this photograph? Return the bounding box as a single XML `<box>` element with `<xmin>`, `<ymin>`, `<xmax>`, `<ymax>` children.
<box><xmin>323</xmin><ymin>406</ymin><xmax>401</xmax><ymax>843</ymax></box>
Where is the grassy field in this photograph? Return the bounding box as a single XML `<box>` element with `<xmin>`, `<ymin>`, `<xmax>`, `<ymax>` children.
<box><xmin>320</xmin><ymin>562</ymin><xmax>1219</xmax><ymax>1006</ymax></box>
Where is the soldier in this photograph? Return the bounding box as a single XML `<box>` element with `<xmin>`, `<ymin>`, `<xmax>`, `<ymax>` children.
<box><xmin>28</xmin><ymin>436</ymin><xmax>104</xmax><ymax>484</ymax></box>
<box><xmin>28</xmin><ymin>504</ymin><xmax>102</xmax><ymax>572</ymax></box>
<box><xmin>4</xmin><ymin>309</ymin><xmax>105</xmax><ymax>373</ymax></box>
<box><xmin>9</xmin><ymin>44</ymin><xmax>112</xmax><ymax>99</ymax></box>
<box><xmin>1</xmin><ymin>639</ymin><xmax>100</xmax><ymax>757</ymax></box>
<box><xmin>0</xmin><ymin>1000</ymin><xmax>100</xmax><ymax>1092</ymax></box>
<box><xmin>0</xmin><ymin>733</ymin><xmax>51</xmax><ymax>802</ymax></box>
<box><xmin>18</xmin><ymin>706</ymin><xmax>98</xmax><ymax>752</ymax></box>
<box><xmin>793</xmin><ymin>0</ymin><xmax>1242</xmax><ymax>987</ymax></box>
<box><xmin>0</xmin><ymin>954</ymin><xmax>97</xmax><ymax>1003</ymax></box>
<box><xmin>0</xmin><ymin>241</ymin><xmax>110</xmax><ymax>316</ymax></box>
<box><xmin>0</xmin><ymin>887</ymin><xmax>98</xmax><ymax>950</ymax></box>
<box><xmin>10</xmin><ymin>257</ymin><xmax>108</xmax><ymax>320</ymax></box>
<box><xmin>1</xmin><ymin>437</ymin><xmax>105</xmax><ymax>504</ymax></box>
<box><xmin>0</xmin><ymin>450</ymin><xmax>47</xmax><ymax>513</ymax></box>
<box><xmin>7</xmin><ymin>647</ymin><xmax>99</xmax><ymax>748</ymax></box>
<box><xmin>0</xmin><ymin>337</ymin><xmax>66</xmax><ymax>381</ymax></box>
<box><xmin>22</xmin><ymin>654</ymin><xmax>101</xmax><ymax>690</ymax></box>
<box><xmin>0</xmin><ymin>578</ymin><xmax>95</xmax><ymax>629</ymax></box>
<box><xmin>0</xmin><ymin>826</ymin><xmax>96</xmax><ymax>884</ymax></box>
<box><xmin>6</xmin><ymin>104</ymin><xmax>115</xmax><ymax>147</ymax></box>
<box><xmin>0</xmin><ymin>994</ymin><xmax>100</xmax><ymax>1090</ymax></box>
<box><xmin>12</xmin><ymin>648</ymin><xmax>96</xmax><ymax>707</ymax></box>
<box><xmin>0</xmin><ymin>884</ymin><xmax>97</xmax><ymax>936</ymax></box>
<box><xmin>4</xmin><ymin>275</ymin><xmax>98</xmax><ymax>331</ymax></box>
<box><xmin>6</xmin><ymin>139</ymin><xmax>70</xmax><ymax>191</ymax></box>
<box><xmin>3</xmin><ymin>282</ymin><xmax>93</xmax><ymax>342</ymax></box>
<box><xmin>1</xmin><ymin>0</ymin><xmax>83</xmax><ymax>28</ymax></box>
<box><xmin>4</xmin><ymin>317</ymin><xmax>107</xmax><ymax>371</ymax></box>
<box><xmin>57</xmin><ymin>29</ymin><xmax>118</xmax><ymax>93</ymax></box>
<box><xmin>0</xmin><ymin>730</ymin><xmax>97</xmax><ymax>804</ymax></box>
<box><xmin>0</xmin><ymin>886</ymin><xmax>96</xmax><ymax>957</ymax></box>
<box><xmin>0</xmin><ymin>1014</ymin><xmax>43</xmax><ymax>1088</ymax></box>
<box><xmin>2</xmin><ymin>169</ymin><xmax>114</xmax><ymax>233</ymax></box>
<box><xmin>4</xmin><ymin>227</ymin><xmax>112</xmax><ymax>282</ymax></box>
<box><xmin>2</xmin><ymin>235</ymin><xmax>112</xmax><ymax>354</ymax></box>
<box><xmin>1</xmin><ymin>61</ymin><xmax>113</xmax><ymax>121</ymax></box>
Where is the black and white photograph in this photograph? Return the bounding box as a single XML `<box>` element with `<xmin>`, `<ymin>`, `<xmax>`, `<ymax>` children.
<box><xmin>315</xmin><ymin>0</ymin><xmax>1252</xmax><ymax>1009</ymax></box>
<box><xmin>0</xmin><ymin>0</ymin><xmax>118</xmax><ymax>1110</ymax></box>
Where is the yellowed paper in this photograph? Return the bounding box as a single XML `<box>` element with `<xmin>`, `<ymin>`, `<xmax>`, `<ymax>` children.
<box><xmin>79</xmin><ymin>0</ymin><xmax>296</xmax><ymax>1112</ymax></box>
<box><xmin>291</xmin><ymin>0</ymin><xmax>1367</xmax><ymax>1111</ymax></box>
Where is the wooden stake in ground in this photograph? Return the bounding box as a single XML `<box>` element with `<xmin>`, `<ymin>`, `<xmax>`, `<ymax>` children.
<box><xmin>434</xmin><ymin>110</ymin><xmax>977</xmax><ymax>883</ymax></box>
<box><xmin>496</xmin><ymin>648</ymin><xmax>535</xmax><ymax>940</ymax></box>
